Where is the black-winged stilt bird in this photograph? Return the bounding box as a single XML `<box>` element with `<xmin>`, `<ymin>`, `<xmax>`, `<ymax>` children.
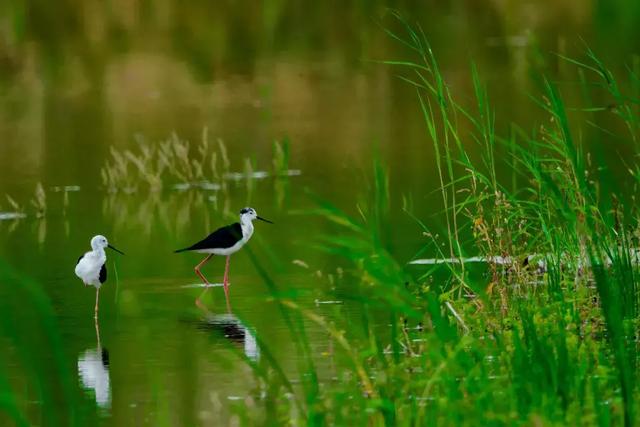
<box><xmin>175</xmin><ymin>207</ymin><xmax>272</xmax><ymax>307</ymax></box>
<box><xmin>75</xmin><ymin>235</ymin><xmax>124</xmax><ymax>318</ymax></box>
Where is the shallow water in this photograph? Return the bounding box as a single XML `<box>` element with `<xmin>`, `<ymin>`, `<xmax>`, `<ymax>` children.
<box><xmin>1</xmin><ymin>1</ymin><xmax>639</xmax><ymax>425</ymax></box>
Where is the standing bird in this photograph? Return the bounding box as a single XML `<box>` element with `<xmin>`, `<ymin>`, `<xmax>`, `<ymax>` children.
<box><xmin>175</xmin><ymin>207</ymin><xmax>273</xmax><ymax>307</ymax></box>
<box><xmin>75</xmin><ymin>235</ymin><xmax>125</xmax><ymax>319</ymax></box>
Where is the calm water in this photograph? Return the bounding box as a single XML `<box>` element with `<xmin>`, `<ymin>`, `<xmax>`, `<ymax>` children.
<box><xmin>1</xmin><ymin>1</ymin><xmax>639</xmax><ymax>425</ymax></box>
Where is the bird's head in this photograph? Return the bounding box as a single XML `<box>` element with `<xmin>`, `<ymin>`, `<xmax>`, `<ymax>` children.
<box><xmin>91</xmin><ymin>235</ymin><xmax>125</xmax><ymax>254</ymax></box>
<box><xmin>239</xmin><ymin>207</ymin><xmax>273</xmax><ymax>224</ymax></box>
<box><xmin>91</xmin><ymin>235</ymin><xmax>109</xmax><ymax>251</ymax></box>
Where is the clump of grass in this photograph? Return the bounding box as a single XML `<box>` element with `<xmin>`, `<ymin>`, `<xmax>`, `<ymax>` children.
<box><xmin>101</xmin><ymin>129</ymin><xmax>232</xmax><ymax>192</ymax></box>
<box><xmin>272</xmin><ymin>138</ymin><xmax>298</xmax><ymax>209</ymax></box>
<box><xmin>0</xmin><ymin>195</ymin><xmax>25</xmax><ymax>221</ymax></box>
<box><xmin>101</xmin><ymin>129</ymin><xmax>298</xmax><ymax>194</ymax></box>
<box><xmin>0</xmin><ymin>184</ymin><xmax>48</xmax><ymax>222</ymax></box>
<box><xmin>30</xmin><ymin>182</ymin><xmax>46</xmax><ymax>218</ymax></box>
<box><xmin>5</xmin><ymin>195</ymin><xmax>22</xmax><ymax>213</ymax></box>
<box><xmin>386</xmin><ymin>15</ymin><xmax>640</xmax><ymax>424</ymax></box>
<box><xmin>272</xmin><ymin>138</ymin><xmax>290</xmax><ymax>176</ymax></box>
<box><xmin>228</xmin><ymin>15</ymin><xmax>640</xmax><ymax>426</ymax></box>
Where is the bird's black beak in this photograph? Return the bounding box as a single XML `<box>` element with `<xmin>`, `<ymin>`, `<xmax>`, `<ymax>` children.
<box><xmin>257</xmin><ymin>216</ymin><xmax>273</xmax><ymax>224</ymax></box>
<box><xmin>108</xmin><ymin>244</ymin><xmax>125</xmax><ymax>255</ymax></box>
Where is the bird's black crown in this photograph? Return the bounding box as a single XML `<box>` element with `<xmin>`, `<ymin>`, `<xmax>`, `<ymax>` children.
<box><xmin>240</xmin><ymin>207</ymin><xmax>253</xmax><ymax>214</ymax></box>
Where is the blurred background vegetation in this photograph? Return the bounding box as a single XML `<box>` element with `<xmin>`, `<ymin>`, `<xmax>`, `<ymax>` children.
<box><xmin>1</xmin><ymin>0</ymin><xmax>639</xmax><ymax>198</ymax></box>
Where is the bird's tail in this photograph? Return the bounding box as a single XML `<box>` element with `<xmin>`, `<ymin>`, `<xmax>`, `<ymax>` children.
<box><xmin>174</xmin><ymin>248</ymin><xmax>190</xmax><ymax>253</ymax></box>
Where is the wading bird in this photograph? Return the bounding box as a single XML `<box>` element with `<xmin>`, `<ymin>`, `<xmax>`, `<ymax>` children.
<box><xmin>175</xmin><ymin>207</ymin><xmax>272</xmax><ymax>308</ymax></box>
<box><xmin>75</xmin><ymin>235</ymin><xmax>125</xmax><ymax>319</ymax></box>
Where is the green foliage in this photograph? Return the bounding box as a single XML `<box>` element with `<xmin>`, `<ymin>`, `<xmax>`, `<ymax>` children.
<box><xmin>230</xmin><ymin>15</ymin><xmax>640</xmax><ymax>426</ymax></box>
<box><xmin>0</xmin><ymin>259</ymin><xmax>90</xmax><ymax>426</ymax></box>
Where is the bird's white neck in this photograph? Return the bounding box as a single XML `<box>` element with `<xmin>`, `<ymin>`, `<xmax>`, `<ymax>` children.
<box><xmin>240</xmin><ymin>217</ymin><xmax>254</xmax><ymax>240</ymax></box>
<box><xmin>91</xmin><ymin>247</ymin><xmax>107</xmax><ymax>261</ymax></box>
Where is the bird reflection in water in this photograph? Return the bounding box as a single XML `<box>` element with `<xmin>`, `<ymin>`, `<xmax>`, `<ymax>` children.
<box><xmin>196</xmin><ymin>304</ymin><xmax>260</xmax><ymax>361</ymax></box>
<box><xmin>77</xmin><ymin>318</ymin><xmax>111</xmax><ymax>409</ymax></box>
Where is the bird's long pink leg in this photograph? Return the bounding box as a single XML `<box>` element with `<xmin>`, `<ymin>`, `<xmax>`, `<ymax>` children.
<box><xmin>223</xmin><ymin>256</ymin><xmax>231</xmax><ymax>312</ymax></box>
<box><xmin>95</xmin><ymin>316</ymin><xmax>101</xmax><ymax>349</ymax></box>
<box><xmin>195</xmin><ymin>254</ymin><xmax>214</xmax><ymax>305</ymax></box>
<box><xmin>94</xmin><ymin>288</ymin><xmax>100</xmax><ymax>319</ymax></box>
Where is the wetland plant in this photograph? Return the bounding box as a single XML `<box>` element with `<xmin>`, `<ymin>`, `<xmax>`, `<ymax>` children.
<box><xmin>101</xmin><ymin>129</ymin><xmax>297</xmax><ymax>193</ymax></box>
<box><xmin>100</xmin><ymin>131</ymin><xmax>223</xmax><ymax>192</ymax></box>
<box><xmin>229</xmin><ymin>19</ymin><xmax>640</xmax><ymax>426</ymax></box>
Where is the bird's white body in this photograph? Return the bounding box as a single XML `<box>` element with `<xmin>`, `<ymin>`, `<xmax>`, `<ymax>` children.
<box><xmin>75</xmin><ymin>235</ymin><xmax>123</xmax><ymax>319</ymax></box>
<box><xmin>75</xmin><ymin>249</ymin><xmax>106</xmax><ymax>288</ymax></box>
<box><xmin>195</xmin><ymin>219</ymin><xmax>254</xmax><ymax>256</ymax></box>
<box><xmin>75</xmin><ymin>236</ymin><xmax>109</xmax><ymax>288</ymax></box>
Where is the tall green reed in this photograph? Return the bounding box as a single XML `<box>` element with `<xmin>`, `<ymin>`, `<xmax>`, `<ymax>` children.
<box><xmin>384</xmin><ymin>12</ymin><xmax>640</xmax><ymax>426</ymax></box>
<box><xmin>0</xmin><ymin>259</ymin><xmax>95</xmax><ymax>426</ymax></box>
<box><xmin>230</xmin><ymin>13</ymin><xmax>640</xmax><ymax>426</ymax></box>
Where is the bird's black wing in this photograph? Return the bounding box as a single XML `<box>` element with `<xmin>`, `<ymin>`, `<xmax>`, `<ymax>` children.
<box><xmin>99</xmin><ymin>263</ymin><xmax>107</xmax><ymax>283</ymax></box>
<box><xmin>175</xmin><ymin>223</ymin><xmax>243</xmax><ymax>252</ymax></box>
<box><xmin>77</xmin><ymin>255</ymin><xmax>84</xmax><ymax>264</ymax></box>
